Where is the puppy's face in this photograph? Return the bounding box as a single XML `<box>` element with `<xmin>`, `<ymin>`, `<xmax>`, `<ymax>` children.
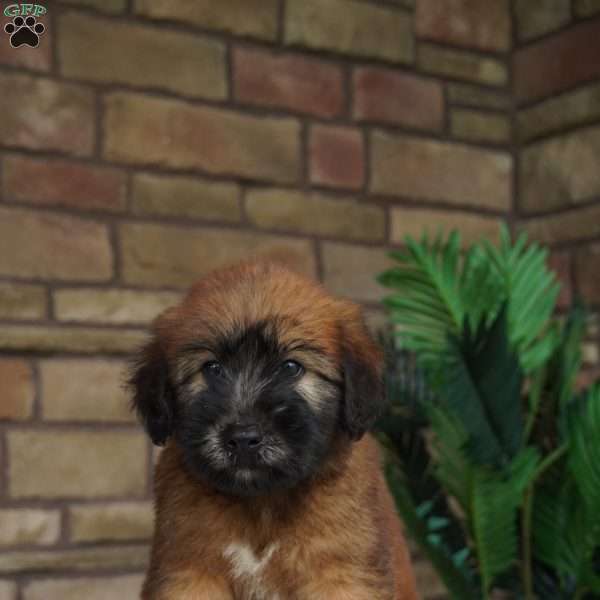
<box><xmin>130</xmin><ymin>261</ymin><xmax>385</xmax><ymax>497</ymax></box>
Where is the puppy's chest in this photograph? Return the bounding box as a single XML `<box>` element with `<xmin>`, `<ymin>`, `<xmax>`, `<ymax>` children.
<box><xmin>222</xmin><ymin>540</ymin><xmax>285</xmax><ymax>600</ymax></box>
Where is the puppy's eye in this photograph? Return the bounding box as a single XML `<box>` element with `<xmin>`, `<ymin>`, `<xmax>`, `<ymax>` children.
<box><xmin>278</xmin><ymin>360</ymin><xmax>304</xmax><ymax>378</ymax></box>
<box><xmin>202</xmin><ymin>360</ymin><xmax>224</xmax><ymax>379</ymax></box>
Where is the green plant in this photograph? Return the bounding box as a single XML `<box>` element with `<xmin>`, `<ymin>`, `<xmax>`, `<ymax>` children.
<box><xmin>375</xmin><ymin>227</ymin><xmax>600</xmax><ymax>599</ymax></box>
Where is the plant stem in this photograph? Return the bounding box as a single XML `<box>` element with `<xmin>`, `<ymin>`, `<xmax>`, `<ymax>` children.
<box><xmin>521</xmin><ymin>485</ymin><xmax>534</xmax><ymax>600</ymax></box>
<box><xmin>521</xmin><ymin>444</ymin><xmax>568</xmax><ymax>600</ymax></box>
<box><xmin>534</xmin><ymin>444</ymin><xmax>567</xmax><ymax>480</ymax></box>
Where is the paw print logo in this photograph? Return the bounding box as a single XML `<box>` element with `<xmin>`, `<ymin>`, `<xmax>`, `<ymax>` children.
<box><xmin>4</xmin><ymin>15</ymin><xmax>45</xmax><ymax>48</ymax></box>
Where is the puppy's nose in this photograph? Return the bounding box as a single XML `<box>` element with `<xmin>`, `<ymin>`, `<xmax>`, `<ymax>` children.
<box><xmin>225</xmin><ymin>425</ymin><xmax>263</xmax><ymax>453</ymax></box>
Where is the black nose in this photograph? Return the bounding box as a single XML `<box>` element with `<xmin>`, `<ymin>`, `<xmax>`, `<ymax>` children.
<box><xmin>225</xmin><ymin>424</ymin><xmax>263</xmax><ymax>453</ymax></box>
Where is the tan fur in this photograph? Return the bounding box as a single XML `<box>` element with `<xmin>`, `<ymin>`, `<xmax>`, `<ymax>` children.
<box><xmin>139</xmin><ymin>260</ymin><xmax>419</xmax><ymax>600</ymax></box>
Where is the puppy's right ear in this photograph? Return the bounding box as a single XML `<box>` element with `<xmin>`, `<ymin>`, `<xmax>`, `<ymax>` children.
<box><xmin>128</xmin><ymin>340</ymin><xmax>174</xmax><ymax>446</ymax></box>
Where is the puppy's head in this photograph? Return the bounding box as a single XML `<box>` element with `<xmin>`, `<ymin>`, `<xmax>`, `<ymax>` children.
<box><xmin>129</xmin><ymin>260</ymin><xmax>385</xmax><ymax>497</ymax></box>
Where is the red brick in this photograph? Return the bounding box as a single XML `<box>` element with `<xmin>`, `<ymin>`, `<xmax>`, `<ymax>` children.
<box><xmin>0</xmin><ymin>73</ymin><xmax>94</xmax><ymax>156</ymax></box>
<box><xmin>575</xmin><ymin>243</ymin><xmax>600</xmax><ymax>305</ymax></box>
<box><xmin>514</xmin><ymin>18</ymin><xmax>600</xmax><ymax>103</ymax></box>
<box><xmin>233</xmin><ymin>47</ymin><xmax>344</xmax><ymax>118</ymax></box>
<box><xmin>353</xmin><ymin>67</ymin><xmax>444</xmax><ymax>131</ymax></box>
<box><xmin>309</xmin><ymin>125</ymin><xmax>364</xmax><ymax>190</ymax></box>
<box><xmin>416</xmin><ymin>0</ymin><xmax>511</xmax><ymax>51</ymax></box>
<box><xmin>4</xmin><ymin>156</ymin><xmax>126</xmax><ymax>213</ymax></box>
<box><xmin>548</xmin><ymin>252</ymin><xmax>572</xmax><ymax>309</ymax></box>
<box><xmin>0</xmin><ymin>15</ymin><xmax>51</xmax><ymax>71</ymax></box>
<box><xmin>0</xmin><ymin>359</ymin><xmax>34</xmax><ymax>420</ymax></box>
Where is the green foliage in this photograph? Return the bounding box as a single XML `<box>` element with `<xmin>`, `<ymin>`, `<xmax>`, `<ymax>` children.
<box><xmin>376</xmin><ymin>228</ymin><xmax>600</xmax><ymax>599</ymax></box>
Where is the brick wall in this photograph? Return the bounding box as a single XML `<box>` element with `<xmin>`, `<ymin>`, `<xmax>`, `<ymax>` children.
<box><xmin>0</xmin><ymin>1</ymin><xmax>599</xmax><ymax>599</ymax></box>
<box><xmin>514</xmin><ymin>0</ymin><xmax>600</xmax><ymax>383</ymax></box>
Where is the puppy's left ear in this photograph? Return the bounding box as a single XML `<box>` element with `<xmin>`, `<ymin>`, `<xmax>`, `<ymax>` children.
<box><xmin>339</xmin><ymin>313</ymin><xmax>387</xmax><ymax>441</ymax></box>
<box><xmin>128</xmin><ymin>339</ymin><xmax>174</xmax><ymax>446</ymax></box>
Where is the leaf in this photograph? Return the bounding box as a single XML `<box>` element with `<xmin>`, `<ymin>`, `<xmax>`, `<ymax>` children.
<box><xmin>384</xmin><ymin>460</ymin><xmax>480</xmax><ymax>600</ymax></box>
<box><xmin>378</xmin><ymin>232</ymin><xmax>475</xmax><ymax>374</ymax></box>
<box><xmin>428</xmin><ymin>405</ymin><xmax>473</xmax><ymax>515</ymax></box>
<box><xmin>533</xmin><ymin>386</ymin><xmax>600</xmax><ymax>593</ymax></box>
<box><xmin>567</xmin><ymin>385</ymin><xmax>600</xmax><ymax>512</ymax></box>
<box><xmin>471</xmin><ymin>448</ymin><xmax>540</xmax><ymax>594</ymax></box>
<box><xmin>444</xmin><ymin>305</ymin><xmax>524</xmax><ymax>467</ymax></box>
<box><xmin>482</xmin><ymin>225</ymin><xmax>560</xmax><ymax>373</ymax></box>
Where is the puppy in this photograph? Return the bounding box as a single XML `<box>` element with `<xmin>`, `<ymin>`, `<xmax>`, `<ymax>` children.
<box><xmin>129</xmin><ymin>260</ymin><xmax>419</xmax><ymax>600</ymax></box>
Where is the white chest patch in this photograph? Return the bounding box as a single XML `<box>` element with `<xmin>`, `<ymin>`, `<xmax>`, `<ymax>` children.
<box><xmin>223</xmin><ymin>542</ymin><xmax>279</xmax><ymax>599</ymax></box>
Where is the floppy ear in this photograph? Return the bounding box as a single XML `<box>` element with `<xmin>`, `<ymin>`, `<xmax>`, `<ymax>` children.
<box><xmin>339</xmin><ymin>315</ymin><xmax>387</xmax><ymax>441</ymax></box>
<box><xmin>128</xmin><ymin>339</ymin><xmax>174</xmax><ymax>446</ymax></box>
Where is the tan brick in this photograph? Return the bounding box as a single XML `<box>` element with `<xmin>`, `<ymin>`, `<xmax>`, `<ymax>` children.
<box><xmin>575</xmin><ymin>243</ymin><xmax>600</xmax><ymax>304</ymax></box>
<box><xmin>0</xmin><ymin>208</ymin><xmax>112</xmax><ymax>281</ymax></box>
<box><xmin>322</xmin><ymin>243</ymin><xmax>392</xmax><ymax>303</ymax></box>
<box><xmin>285</xmin><ymin>0</ymin><xmax>414</xmax><ymax>63</ymax></box>
<box><xmin>233</xmin><ymin>46</ymin><xmax>344</xmax><ymax>118</ymax></box>
<box><xmin>8</xmin><ymin>430</ymin><xmax>146</xmax><ymax>498</ymax></box>
<box><xmin>574</xmin><ymin>0</ymin><xmax>600</xmax><ymax>16</ymax></box>
<box><xmin>59</xmin><ymin>12</ymin><xmax>225</xmax><ymax>100</ymax></box>
<box><xmin>521</xmin><ymin>204</ymin><xmax>600</xmax><ymax>245</ymax></box>
<box><xmin>132</xmin><ymin>173</ymin><xmax>241</xmax><ymax>222</ymax></box>
<box><xmin>0</xmin><ymin>546</ymin><xmax>148</xmax><ymax>575</ymax></box>
<box><xmin>519</xmin><ymin>126</ymin><xmax>600</xmax><ymax>213</ymax></box>
<box><xmin>517</xmin><ymin>82</ymin><xmax>600</xmax><ymax>142</ymax></box>
<box><xmin>414</xmin><ymin>559</ymin><xmax>447</xmax><ymax>599</ymax></box>
<box><xmin>40</xmin><ymin>359</ymin><xmax>133</xmax><ymax>422</ymax></box>
<box><xmin>246</xmin><ymin>189</ymin><xmax>385</xmax><ymax>242</ymax></box>
<box><xmin>0</xmin><ymin>360</ymin><xmax>34</xmax><ymax>421</ymax></box>
<box><xmin>514</xmin><ymin>19</ymin><xmax>600</xmax><ymax>103</ymax></box>
<box><xmin>450</xmin><ymin>108</ymin><xmax>511</xmax><ymax>144</ymax></box>
<box><xmin>69</xmin><ymin>502</ymin><xmax>153</xmax><ymax>542</ymax></box>
<box><xmin>135</xmin><ymin>0</ymin><xmax>278</xmax><ymax>40</ymax></box>
<box><xmin>0</xmin><ymin>580</ymin><xmax>16</xmax><ymax>600</ymax></box>
<box><xmin>418</xmin><ymin>43</ymin><xmax>508</xmax><ymax>87</ymax></box>
<box><xmin>515</xmin><ymin>0</ymin><xmax>570</xmax><ymax>41</ymax></box>
<box><xmin>371</xmin><ymin>131</ymin><xmax>512</xmax><ymax>210</ymax></box>
<box><xmin>391</xmin><ymin>208</ymin><xmax>503</xmax><ymax>246</ymax></box>
<box><xmin>0</xmin><ymin>16</ymin><xmax>50</xmax><ymax>71</ymax></box>
<box><xmin>576</xmin><ymin>365</ymin><xmax>600</xmax><ymax>391</ymax></box>
<box><xmin>363</xmin><ymin>309</ymin><xmax>389</xmax><ymax>336</ymax></box>
<box><xmin>582</xmin><ymin>342</ymin><xmax>599</xmax><ymax>366</ymax></box>
<box><xmin>416</xmin><ymin>0</ymin><xmax>510</xmax><ymax>51</ymax></box>
<box><xmin>0</xmin><ymin>283</ymin><xmax>46</xmax><ymax>320</ymax></box>
<box><xmin>54</xmin><ymin>288</ymin><xmax>180</xmax><ymax>325</ymax></box>
<box><xmin>104</xmin><ymin>92</ymin><xmax>300</xmax><ymax>183</ymax></box>
<box><xmin>0</xmin><ymin>325</ymin><xmax>147</xmax><ymax>355</ymax></box>
<box><xmin>548</xmin><ymin>252</ymin><xmax>572</xmax><ymax>309</ymax></box>
<box><xmin>309</xmin><ymin>125</ymin><xmax>365</xmax><ymax>189</ymax></box>
<box><xmin>23</xmin><ymin>574</ymin><xmax>144</xmax><ymax>600</ymax></box>
<box><xmin>60</xmin><ymin>0</ymin><xmax>126</xmax><ymax>13</ymax></box>
<box><xmin>0</xmin><ymin>73</ymin><xmax>94</xmax><ymax>155</ymax></box>
<box><xmin>4</xmin><ymin>155</ymin><xmax>126</xmax><ymax>213</ymax></box>
<box><xmin>447</xmin><ymin>83</ymin><xmax>510</xmax><ymax>110</ymax></box>
<box><xmin>353</xmin><ymin>67</ymin><xmax>443</xmax><ymax>131</ymax></box>
<box><xmin>0</xmin><ymin>510</ymin><xmax>60</xmax><ymax>547</ymax></box>
<box><xmin>120</xmin><ymin>222</ymin><xmax>317</xmax><ymax>287</ymax></box>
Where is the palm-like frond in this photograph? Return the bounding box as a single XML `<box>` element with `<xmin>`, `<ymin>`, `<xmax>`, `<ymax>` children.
<box><xmin>379</xmin><ymin>226</ymin><xmax>561</xmax><ymax>378</ymax></box>
<box><xmin>444</xmin><ymin>305</ymin><xmax>523</xmax><ymax>467</ymax></box>
<box><xmin>482</xmin><ymin>227</ymin><xmax>561</xmax><ymax>373</ymax></box>
<box><xmin>376</xmin><ymin>226</ymin><xmax>599</xmax><ymax>599</ymax></box>
<box><xmin>378</xmin><ymin>232</ymin><xmax>467</xmax><ymax>374</ymax></box>
<box><xmin>428</xmin><ymin>405</ymin><xmax>473</xmax><ymax>516</ymax></box>
<box><xmin>471</xmin><ymin>448</ymin><xmax>540</xmax><ymax>595</ymax></box>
